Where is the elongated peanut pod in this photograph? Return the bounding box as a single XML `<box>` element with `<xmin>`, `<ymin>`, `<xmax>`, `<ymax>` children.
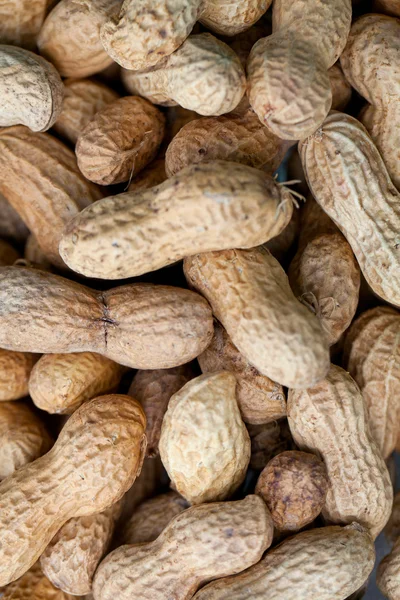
<box><xmin>299</xmin><ymin>111</ymin><xmax>400</xmax><ymax>306</ymax></box>
<box><xmin>60</xmin><ymin>161</ymin><xmax>293</xmax><ymax>280</ymax></box>
<box><xmin>288</xmin><ymin>364</ymin><xmax>393</xmax><ymax>538</ymax></box>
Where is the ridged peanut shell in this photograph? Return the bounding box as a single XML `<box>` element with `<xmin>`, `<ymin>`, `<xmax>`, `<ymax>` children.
<box><xmin>0</xmin><ymin>0</ymin><xmax>55</xmax><ymax>49</ymax></box>
<box><xmin>29</xmin><ymin>352</ymin><xmax>126</xmax><ymax>415</ymax></box>
<box><xmin>343</xmin><ymin>306</ymin><xmax>400</xmax><ymax>459</ymax></box>
<box><xmin>199</xmin><ymin>0</ymin><xmax>272</xmax><ymax>36</ymax></box>
<box><xmin>60</xmin><ymin>160</ymin><xmax>293</xmax><ymax>279</ymax></box>
<box><xmin>0</xmin><ymin>394</ymin><xmax>146</xmax><ymax>586</ymax></box>
<box><xmin>288</xmin><ymin>364</ymin><xmax>393</xmax><ymax>539</ymax></box>
<box><xmin>159</xmin><ymin>372</ymin><xmax>250</xmax><ymax>504</ymax></box>
<box><xmin>299</xmin><ymin>112</ymin><xmax>400</xmax><ymax>306</ymax></box>
<box><xmin>93</xmin><ymin>495</ymin><xmax>274</xmax><ymax>600</ymax></box>
<box><xmin>0</xmin><ymin>349</ymin><xmax>37</xmax><ymax>401</ymax></box>
<box><xmin>76</xmin><ymin>96</ymin><xmax>165</xmax><ymax>185</ymax></box>
<box><xmin>198</xmin><ymin>321</ymin><xmax>286</xmax><ymax>424</ymax></box>
<box><xmin>184</xmin><ymin>247</ymin><xmax>329</xmax><ymax>389</ymax></box>
<box><xmin>378</xmin><ymin>537</ymin><xmax>400</xmax><ymax>600</ymax></box>
<box><xmin>192</xmin><ymin>523</ymin><xmax>375</xmax><ymax>600</ymax></box>
<box><xmin>0</xmin><ymin>266</ymin><xmax>213</xmax><ymax>370</ymax></box>
<box><xmin>2</xmin><ymin>562</ymin><xmax>80</xmax><ymax>600</ymax></box>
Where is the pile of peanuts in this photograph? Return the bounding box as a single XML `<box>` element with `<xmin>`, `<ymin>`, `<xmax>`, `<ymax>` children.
<box><xmin>0</xmin><ymin>0</ymin><xmax>399</xmax><ymax>598</ymax></box>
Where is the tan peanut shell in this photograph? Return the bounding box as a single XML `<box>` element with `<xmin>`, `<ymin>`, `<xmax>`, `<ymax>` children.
<box><xmin>298</xmin><ymin>195</ymin><xmax>339</xmax><ymax>251</ymax></box>
<box><xmin>0</xmin><ymin>0</ymin><xmax>55</xmax><ymax>49</ymax></box>
<box><xmin>122</xmin><ymin>491</ymin><xmax>189</xmax><ymax>544</ymax></box>
<box><xmin>198</xmin><ymin>321</ymin><xmax>286</xmax><ymax>425</ymax></box>
<box><xmin>41</xmin><ymin>501</ymin><xmax>123</xmax><ymax>596</ymax></box>
<box><xmin>288</xmin><ymin>364</ymin><xmax>393</xmax><ymax>539</ymax></box>
<box><xmin>60</xmin><ymin>160</ymin><xmax>293</xmax><ymax>280</ymax></box>
<box><xmin>165</xmin><ymin>109</ymin><xmax>289</xmax><ymax>177</ymax></box>
<box><xmin>93</xmin><ymin>495</ymin><xmax>274</xmax><ymax>600</ymax></box>
<box><xmin>0</xmin><ymin>401</ymin><xmax>52</xmax><ymax>480</ymax></box>
<box><xmin>0</xmin><ymin>394</ymin><xmax>146</xmax><ymax>586</ymax></box>
<box><xmin>0</xmin><ymin>240</ymin><xmax>19</xmax><ymax>267</ymax></box>
<box><xmin>128</xmin><ymin>365</ymin><xmax>194</xmax><ymax>458</ymax></box>
<box><xmin>165</xmin><ymin>105</ymin><xmax>199</xmax><ymax>143</ymax></box>
<box><xmin>159</xmin><ymin>372</ymin><xmax>250</xmax><ymax>504</ymax></box>
<box><xmin>299</xmin><ymin>111</ymin><xmax>400</xmax><ymax>306</ymax></box>
<box><xmin>341</xmin><ymin>14</ymin><xmax>400</xmax><ymax>189</ymax></box>
<box><xmin>53</xmin><ymin>78</ymin><xmax>119</xmax><ymax>145</ymax></box>
<box><xmin>76</xmin><ymin>96</ymin><xmax>165</xmax><ymax>185</ymax></box>
<box><xmin>247</xmin><ymin>0</ymin><xmax>352</xmax><ymax>140</ymax></box>
<box><xmin>122</xmin><ymin>34</ymin><xmax>246</xmax><ymax>116</ymax></box>
<box><xmin>378</xmin><ymin>537</ymin><xmax>400</xmax><ymax>600</ymax></box>
<box><xmin>24</xmin><ymin>234</ymin><xmax>52</xmax><ymax>271</ymax></box>
<box><xmin>343</xmin><ymin>306</ymin><xmax>400</xmax><ymax>459</ymax></box>
<box><xmin>192</xmin><ymin>523</ymin><xmax>375</xmax><ymax>600</ymax></box>
<box><xmin>0</xmin><ymin>126</ymin><xmax>102</xmax><ymax>267</ymax></box>
<box><xmin>374</xmin><ymin>0</ymin><xmax>400</xmax><ymax>16</ymax></box>
<box><xmin>38</xmin><ymin>0</ymin><xmax>122</xmax><ymax>78</ymax></box>
<box><xmin>184</xmin><ymin>247</ymin><xmax>329</xmax><ymax>389</ymax></box>
<box><xmin>288</xmin><ymin>232</ymin><xmax>360</xmax><ymax>346</ymax></box>
<box><xmin>29</xmin><ymin>352</ymin><xmax>126</xmax><ymax>415</ymax></box>
<box><xmin>255</xmin><ymin>450</ymin><xmax>328</xmax><ymax>532</ymax></box>
<box><xmin>228</xmin><ymin>22</ymin><xmax>271</xmax><ymax>69</ymax></box>
<box><xmin>247</xmin><ymin>419</ymin><xmax>294</xmax><ymax>471</ymax></box>
<box><xmin>2</xmin><ymin>562</ymin><xmax>81</xmax><ymax>600</ymax></box>
<box><xmin>0</xmin><ymin>349</ymin><xmax>37</xmax><ymax>401</ymax></box>
<box><xmin>385</xmin><ymin>491</ymin><xmax>400</xmax><ymax>546</ymax></box>
<box><xmin>0</xmin><ymin>193</ymin><xmax>29</xmax><ymax>244</ymax></box>
<box><xmin>0</xmin><ymin>266</ymin><xmax>213</xmax><ymax>370</ymax></box>
<box><xmin>128</xmin><ymin>158</ymin><xmax>167</xmax><ymax>192</ymax></box>
<box><xmin>328</xmin><ymin>63</ymin><xmax>352</xmax><ymax>111</ymax></box>
<box><xmin>0</xmin><ymin>45</ymin><xmax>63</xmax><ymax>132</ymax></box>
<box><xmin>199</xmin><ymin>0</ymin><xmax>271</xmax><ymax>36</ymax></box>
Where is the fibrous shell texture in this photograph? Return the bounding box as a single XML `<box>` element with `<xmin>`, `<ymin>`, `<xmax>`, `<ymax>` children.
<box><xmin>0</xmin><ymin>349</ymin><xmax>37</xmax><ymax>401</ymax></box>
<box><xmin>0</xmin><ymin>0</ymin><xmax>55</xmax><ymax>49</ymax></box>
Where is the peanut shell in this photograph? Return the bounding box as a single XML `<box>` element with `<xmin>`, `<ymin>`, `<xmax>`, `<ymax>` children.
<box><xmin>247</xmin><ymin>419</ymin><xmax>294</xmax><ymax>471</ymax></box>
<box><xmin>385</xmin><ymin>491</ymin><xmax>400</xmax><ymax>546</ymax></box>
<box><xmin>24</xmin><ymin>234</ymin><xmax>52</xmax><ymax>271</ymax></box>
<box><xmin>374</xmin><ymin>0</ymin><xmax>400</xmax><ymax>16</ymax></box>
<box><xmin>0</xmin><ymin>349</ymin><xmax>37</xmax><ymax>401</ymax></box>
<box><xmin>2</xmin><ymin>562</ymin><xmax>80</xmax><ymax>600</ymax></box>
<box><xmin>328</xmin><ymin>63</ymin><xmax>352</xmax><ymax>111</ymax></box>
<box><xmin>0</xmin><ymin>0</ymin><xmax>55</xmax><ymax>49</ymax></box>
<box><xmin>378</xmin><ymin>537</ymin><xmax>400</xmax><ymax>600</ymax></box>
<box><xmin>0</xmin><ymin>193</ymin><xmax>29</xmax><ymax>244</ymax></box>
<box><xmin>127</xmin><ymin>157</ymin><xmax>167</xmax><ymax>192</ymax></box>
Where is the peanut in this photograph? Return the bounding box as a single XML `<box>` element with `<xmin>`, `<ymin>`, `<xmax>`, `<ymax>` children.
<box><xmin>184</xmin><ymin>247</ymin><xmax>329</xmax><ymax>389</ymax></box>
<box><xmin>2</xmin><ymin>561</ymin><xmax>81</xmax><ymax>600</ymax></box>
<box><xmin>343</xmin><ymin>306</ymin><xmax>400</xmax><ymax>459</ymax></box>
<box><xmin>93</xmin><ymin>495</ymin><xmax>274</xmax><ymax>600</ymax></box>
<box><xmin>0</xmin><ymin>194</ymin><xmax>29</xmax><ymax>245</ymax></box>
<box><xmin>192</xmin><ymin>523</ymin><xmax>375</xmax><ymax>600</ymax></box>
<box><xmin>0</xmin><ymin>349</ymin><xmax>37</xmax><ymax>401</ymax></box>
<box><xmin>328</xmin><ymin>63</ymin><xmax>352</xmax><ymax>111</ymax></box>
<box><xmin>121</xmin><ymin>34</ymin><xmax>246</xmax><ymax>116</ymax></box>
<box><xmin>29</xmin><ymin>352</ymin><xmax>126</xmax><ymax>415</ymax></box>
<box><xmin>247</xmin><ymin>419</ymin><xmax>294</xmax><ymax>471</ymax></box>
<box><xmin>247</xmin><ymin>0</ymin><xmax>352</xmax><ymax>139</ymax></box>
<box><xmin>0</xmin><ymin>0</ymin><xmax>55</xmax><ymax>49</ymax></box>
<box><xmin>129</xmin><ymin>364</ymin><xmax>194</xmax><ymax>458</ymax></box>
<box><xmin>340</xmin><ymin>14</ymin><xmax>400</xmax><ymax>189</ymax></box>
<box><xmin>76</xmin><ymin>96</ymin><xmax>165</xmax><ymax>185</ymax></box>
<box><xmin>299</xmin><ymin>111</ymin><xmax>400</xmax><ymax>307</ymax></box>
<box><xmin>0</xmin><ymin>394</ymin><xmax>146</xmax><ymax>586</ymax></box>
<box><xmin>378</xmin><ymin>538</ymin><xmax>400</xmax><ymax>600</ymax></box>
<box><xmin>298</xmin><ymin>194</ymin><xmax>339</xmax><ymax>251</ymax></box>
<box><xmin>0</xmin><ymin>266</ymin><xmax>213</xmax><ymax>370</ymax></box>
<box><xmin>127</xmin><ymin>157</ymin><xmax>167</xmax><ymax>192</ymax></box>
<box><xmin>59</xmin><ymin>161</ymin><xmax>294</xmax><ymax>280</ymax></box>
<box><xmin>255</xmin><ymin>450</ymin><xmax>328</xmax><ymax>532</ymax></box>
<box><xmin>159</xmin><ymin>372</ymin><xmax>250</xmax><ymax>504</ymax></box>
<box><xmin>288</xmin><ymin>364</ymin><xmax>393</xmax><ymax>539</ymax></box>
<box><xmin>198</xmin><ymin>321</ymin><xmax>286</xmax><ymax>425</ymax></box>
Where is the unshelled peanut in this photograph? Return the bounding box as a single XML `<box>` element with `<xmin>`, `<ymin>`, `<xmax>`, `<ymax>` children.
<box><xmin>2</xmin><ymin>561</ymin><xmax>81</xmax><ymax>600</ymax></box>
<box><xmin>0</xmin><ymin>349</ymin><xmax>37</xmax><ymax>401</ymax></box>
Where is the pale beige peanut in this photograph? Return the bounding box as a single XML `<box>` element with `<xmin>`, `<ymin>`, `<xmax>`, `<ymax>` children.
<box><xmin>29</xmin><ymin>352</ymin><xmax>126</xmax><ymax>415</ymax></box>
<box><xmin>343</xmin><ymin>306</ymin><xmax>400</xmax><ymax>459</ymax></box>
<box><xmin>0</xmin><ymin>349</ymin><xmax>37</xmax><ymax>401</ymax></box>
<box><xmin>121</xmin><ymin>34</ymin><xmax>246</xmax><ymax>116</ymax></box>
<box><xmin>184</xmin><ymin>247</ymin><xmax>329</xmax><ymax>389</ymax></box>
<box><xmin>378</xmin><ymin>538</ymin><xmax>400</xmax><ymax>600</ymax></box>
<box><xmin>0</xmin><ymin>0</ymin><xmax>56</xmax><ymax>49</ymax></box>
<box><xmin>0</xmin><ymin>394</ymin><xmax>146</xmax><ymax>586</ymax></box>
<box><xmin>299</xmin><ymin>111</ymin><xmax>400</xmax><ymax>306</ymax></box>
<box><xmin>159</xmin><ymin>372</ymin><xmax>250</xmax><ymax>504</ymax></box>
<box><xmin>129</xmin><ymin>365</ymin><xmax>194</xmax><ymax>458</ymax></box>
<box><xmin>2</xmin><ymin>561</ymin><xmax>81</xmax><ymax>600</ymax></box>
<box><xmin>93</xmin><ymin>495</ymin><xmax>274</xmax><ymax>600</ymax></box>
<box><xmin>198</xmin><ymin>321</ymin><xmax>286</xmax><ymax>425</ymax></box>
<box><xmin>192</xmin><ymin>523</ymin><xmax>375</xmax><ymax>600</ymax></box>
<box><xmin>60</xmin><ymin>161</ymin><xmax>293</xmax><ymax>280</ymax></box>
<box><xmin>0</xmin><ymin>266</ymin><xmax>213</xmax><ymax>370</ymax></box>
<box><xmin>53</xmin><ymin>78</ymin><xmax>119</xmax><ymax>145</ymax></box>
<box><xmin>247</xmin><ymin>419</ymin><xmax>294</xmax><ymax>471</ymax></box>
<box><xmin>288</xmin><ymin>364</ymin><xmax>393</xmax><ymax>539</ymax></box>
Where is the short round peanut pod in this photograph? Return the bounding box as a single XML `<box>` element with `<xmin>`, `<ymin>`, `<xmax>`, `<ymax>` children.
<box><xmin>255</xmin><ymin>450</ymin><xmax>328</xmax><ymax>532</ymax></box>
<box><xmin>199</xmin><ymin>0</ymin><xmax>272</xmax><ymax>36</ymax></box>
<box><xmin>0</xmin><ymin>349</ymin><xmax>37</xmax><ymax>401</ymax></box>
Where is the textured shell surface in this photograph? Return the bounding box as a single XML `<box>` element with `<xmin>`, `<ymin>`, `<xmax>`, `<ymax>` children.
<box><xmin>60</xmin><ymin>160</ymin><xmax>293</xmax><ymax>279</ymax></box>
<box><xmin>0</xmin><ymin>394</ymin><xmax>146</xmax><ymax>586</ymax></box>
<box><xmin>0</xmin><ymin>348</ymin><xmax>37</xmax><ymax>400</ymax></box>
<box><xmin>0</xmin><ymin>0</ymin><xmax>55</xmax><ymax>49</ymax></box>
<box><xmin>159</xmin><ymin>372</ymin><xmax>250</xmax><ymax>503</ymax></box>
<box><xmin>328</xmin><ymin>63</ymin><xmax>352</xmax><ymax>111</ymax></box>
<box><xmin>288</xmin><ymin>364</ymin><xmax>393</xmax><ymax>539</ymax></box>
<box><xmin>2</xmin><ymin>561</ymin><xmax>81</xmax><ymax>600</ymax></box>
<box><xmin>199</xmin><ymin>0</ymin><xmax>272</xmax><ymax>36</ymax></box>
<box><xmin>299</xmin><ymin>111</ymin><xmax>400</xmax><ymax>306</ymax></box>
<box><xmin>184</xmin><ymin>247</ymin><xmax>329</xmax><ymax>389</ymax></box>
<box><xmin>93</xmin><ymin>495</ymin><xmax>274</xmax><ymax>600</ymax></box>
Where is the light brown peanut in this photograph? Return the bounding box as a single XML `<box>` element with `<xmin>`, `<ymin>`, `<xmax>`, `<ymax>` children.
<box><xmin>288</xmin><ymin>364</ymin><xmax>393</xmax><ymax>539</ymax></box>
<box><xmin>119</xmin><ymin>455</ymin><xmax>165</xmax><ymax>524</ymax></box>
<box><xmin>0</xmin><ymin>394</ymin><xmax>146</xmax><ymax>586</ymax></box>
<box><xmin>129</xmin><ymin>365</ymin><xmax>194</xmax><ymax>458</ymax></box>
<box><xmin>76</xmin><ymin>96</ymin><xmax>165</xmax><ymax>185</ymax></box>
<box><xmin>247</xmin><ymin>419</ymin><xmax>294</xmax><ymax>471</ymax></box>
<box><xmin>0</xmin><ymin>0</ymin><xmax>55</xmax><ymax>49</ymax></box>
<box><xmin>299</xmin><ymin>111</ymin><xmax>400</xmax><ymax>306</ymax></box>
<box><xmin>2</xmin><ymin>561</ymin><xmax>81</xmax><ymax>600</ymax></box>
<box><xmin>159</xmin><ymin>372</ymin><xmax>250</xmax><ymax>504</ymax></box>
<box><xmin>184</xmin><ymin>247</ymin><xmax>329</xmax><ymax>389</ymax></box>
<box><xmin>192</xmin><ymin>523</ymin><xmax>375</xmax><ymax>600</ymax></box>
<box><xmin>198</xmin><ymin>321</ymin><xmax>286</xmax><ymax>425</ymax></box>
<box><xmin>29</xmin><ymin>352</ymin><xmax>126</xmax><ymax>415</ymax></box>
<box><xmin>59</xmin><ymin>161</ymin><xmax>293</xmax><ymax>280</ymax></box>
<box><xmin>0</xmin><ymin>349</ymin><xmax>37</xmax><ymax>401</ymax></box>
<box><xmin>0</xmin><ymin>266</ymin><xmax>213</xmax><ymax>370</ymax></box>
<box><xmin>127</xmin><ymin>157</ymin><xmax>167</xmax><ymax>192</ymax></box>
<box><xmin>93</xmin><ymin>496</ymin><xmax>274</xmax><ymax>600</ymax></box>
<box><xmin>121</xmin><ymin>34</ymin><xmax>246</xmax><ymax>116</ymax></box>
<box><xmin>263</xmin><ymin>208</ymin><xmax>300</xmax><ymax>266</ymax></box>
